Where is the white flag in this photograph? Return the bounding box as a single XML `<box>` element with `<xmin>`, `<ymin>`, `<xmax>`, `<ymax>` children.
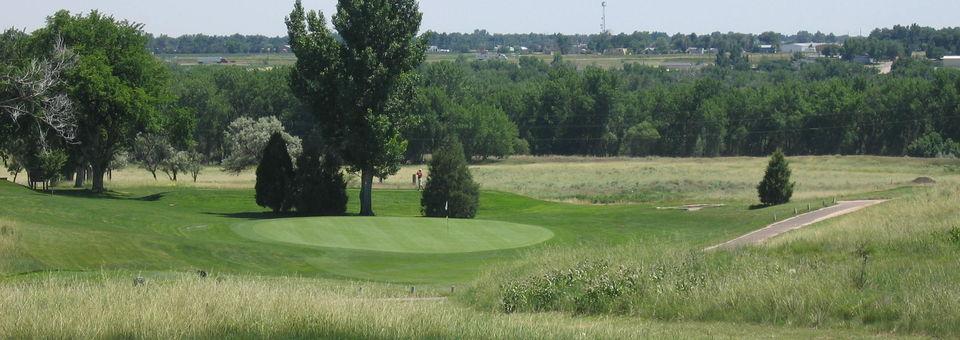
<box><xmin>445</xmin><ymin>201</ymin><xmax>448</xmax><ymax>211</ymax></box>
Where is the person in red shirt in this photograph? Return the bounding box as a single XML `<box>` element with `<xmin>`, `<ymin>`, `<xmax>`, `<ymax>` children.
<box><xmin>416</xmin><ymin>169</ymin><xmax>423</xmax><ymax>190</ymax></box>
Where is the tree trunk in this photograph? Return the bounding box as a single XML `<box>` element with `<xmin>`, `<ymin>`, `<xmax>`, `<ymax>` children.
<box><xmin>74</xmin><ymin>166</ymin><xmax>85</xmax><ymax>188</ymax></box>
<box><xmin>359</xmin><ymin>169</ymin><xmax>375</xmax><ymax>216</ymax></box>
<box><xmin>91</xmin><ymin>163</ymin><xmax>106</xmax><ymax>193</ymax></box>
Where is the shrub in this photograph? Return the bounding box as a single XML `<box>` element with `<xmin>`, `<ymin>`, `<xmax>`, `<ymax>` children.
<box><xmin>757</xmin><ymin>149</ymin><xmax>794</xmax><ymax>206</ymax></box>
<box><xmin>294</xmin><ymin>147</ymin><xmax>347</xmax><ymax>216</ymax></box>
<box><xmin>255</xmin><ymin>133</ymin><xmax>295</xmax><ymax>213</ymax></box>
<box><xmin>421</xmin><ymin>136</ymin><xmax>479</xmax><ymax>218</ymax></box>
<box><xmin>222</xmin><ymin>117</ymin><xmax>302</xmax><ymax>173</ymax></box>
<box><xmin>906</xmin><ymin>132</ymin><xmax>959</xmax><ymax>158</ymax></box>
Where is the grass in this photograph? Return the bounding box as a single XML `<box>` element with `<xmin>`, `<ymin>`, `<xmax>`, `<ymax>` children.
<box><xmin>462</xmin><ymin>183</ymin><xmax>960</xmax><ymax>337</ymax></box>
<box><xmin>1</xmin><ymin>155</ymin><xmax>952</xmax><ymax>338</ymax></box>
<box><xmin>56</xmin><ymin>155</ymin><xmax>958</xmax><ymax>204</ymax></box>
<box><xmin>232</xmin><ymin>216</ymin><xmax>554</xmax><ymax>253</ymax></box>
<box><xmin>0</xmin><ymin>271</ymin><xmax>914</xmax><ymax>339</ymax></box>
<box><xmin>469</xmin><ymin>155</ymin><xmax>959</xmax><ymax>203</ymax></box>
<box><xmin>0</xmin><ymin>179</ymin><xmax>818</xmax><ymax>283</ymax></box>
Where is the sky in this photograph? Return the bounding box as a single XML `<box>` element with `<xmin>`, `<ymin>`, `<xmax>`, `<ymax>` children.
<box><xmin>2</xmin><ymin>0</ymin><xmax>959</xmax><ymax>37</ymax></box>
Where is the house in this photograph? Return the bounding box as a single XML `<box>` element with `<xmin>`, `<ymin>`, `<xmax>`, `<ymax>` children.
<box><xmin>686</xmin><ymin>47</ymin><xmax>705</xmax><ymax>55</ymax></box>
<box><xmin>943</xmin><ymin>56</ymin><xmax>960</xmax><ymax>68</ymax></box>
<box><xmin>428</xmin><ymin>46</ymin><xmax>440</xmax><ymax>52</ymax></box>
<box><xmin>758</xmin><ymin>45</ymin><xmax>776</xmax><ymax>53</ymax></box>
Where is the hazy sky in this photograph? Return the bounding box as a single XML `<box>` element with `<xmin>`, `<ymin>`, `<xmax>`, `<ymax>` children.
<box><xmin>3</xmin><ymin>0</ymin><xmax>959</xmax><ymax>37</ymax></box>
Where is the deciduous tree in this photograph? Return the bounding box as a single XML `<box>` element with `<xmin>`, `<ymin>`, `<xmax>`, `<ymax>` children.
<box><xmin>33</xmin><ymin>11</ymin><xmax>169</xmax><ymax>192</ymax></box>
<box><xmin>287</xmin><ymin>0</ymin><xmax>426</xmax><ymax>216</ymax></box>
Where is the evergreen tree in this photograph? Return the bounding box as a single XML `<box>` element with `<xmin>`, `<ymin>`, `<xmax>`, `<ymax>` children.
<box><xmin>255</xmin><ymin>133</ymin><xmax>295</xmax><ymax>213</ymax></box>
<box><xmin>294</xmin><ymin>146</ymin><xmax>348</xmax><ymax>215</ymax></box>
<box><xmin>421</xmin><ymin>136</ymin><xmax>479</xmax><ymax>218</ymax></box>
<box><xmin>757</xmin><ymin>149</ymin><xmax>795</xmax><ymax>206</ymax></box>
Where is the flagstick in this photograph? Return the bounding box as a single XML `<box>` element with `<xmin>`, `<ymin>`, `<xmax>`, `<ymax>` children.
<box><xmin>446</xmin><ymin>200</ymin><xmax>450</xmax><ymax>234</ymax></box>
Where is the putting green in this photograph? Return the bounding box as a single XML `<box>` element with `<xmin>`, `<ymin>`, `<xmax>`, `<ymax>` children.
<box><xmin>231</xmin><ymin>217</ymin><xmax>554</xmax><ymax>254</ymax></box>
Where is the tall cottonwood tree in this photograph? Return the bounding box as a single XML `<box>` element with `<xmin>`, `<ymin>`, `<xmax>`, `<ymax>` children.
<box><xmin>33</xmin><ymin>11</ymin><xmax>168</xmax><ymax>192</ymax></box>
<box><xmin>286</xmin><ymin>0</ymin><xmax>425</xmax><ymax>216</ymax></box>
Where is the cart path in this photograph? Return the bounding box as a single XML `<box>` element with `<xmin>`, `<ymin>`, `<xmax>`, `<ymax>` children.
<box><xmin>705</xmin><ymin>200</ymin><xmax>887</xmax><ymax>251</ymax></box>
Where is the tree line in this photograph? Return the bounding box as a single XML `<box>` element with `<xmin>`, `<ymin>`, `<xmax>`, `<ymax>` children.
<box><xmin>404</xmin><ymin>55</ymin><xmax>960</xmax><ymax>158</ymax></box>
<box><xmin>6</xmin><ymin>8</ymin><xmax>960</xmax><ymax>209</ymax></box>
<box><xmin>164</xmin><ymin>52</ymin><xmax>960</xmax><ymax>163</ymax></box>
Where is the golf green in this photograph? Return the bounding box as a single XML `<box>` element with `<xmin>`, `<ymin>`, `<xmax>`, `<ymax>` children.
<box><xmin>232</xmin><ymin>217</ymin><xmax>554</xmax><ymax>254</ymax></box>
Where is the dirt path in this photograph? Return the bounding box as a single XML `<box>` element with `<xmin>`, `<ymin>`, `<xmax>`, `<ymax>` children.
<box><xmin>705</xmin><ymin>200</ymin><xmax>887</xmax><ymax>251</ymax></box>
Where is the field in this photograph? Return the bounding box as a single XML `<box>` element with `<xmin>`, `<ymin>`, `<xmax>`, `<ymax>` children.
<box><xmin>1</xmin><ymin>156</ymin><xmax>956</xmax><ymax>338</ymax></box>
<box><xmin>157</xmin><ymin>52</ymin><xmax>792</xmax><ymax>69</ymax></box>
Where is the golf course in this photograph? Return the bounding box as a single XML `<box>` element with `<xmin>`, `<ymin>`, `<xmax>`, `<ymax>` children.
<box><xmin>5</xmin><ymin>1</ymin><xmax>960</xmax><ymax>337</ymax></box>
<box><xmin>2</xmin><ymin>155</ymin><xmax>959</xmax><ymax>338</ymax></box>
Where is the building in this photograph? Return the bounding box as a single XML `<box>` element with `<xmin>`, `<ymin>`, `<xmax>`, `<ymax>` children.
<box><xmin>944</xmin><ymin>56</ymin><xmax>960</xmax><ymax>68</ymax></box>
<box><xmin>605</xmin><ymin>48</ymin><xmax>631</xmax><ymax>56</ymax></box>
<box><xmin>758</xmin><ymin>45</ymin><xmax>775</xmax><ymax>53</ymax></box>
<box><xmin>781</xmin><ymin>43</ymin><xmax>837</xmax><ymax>54</ymax></box>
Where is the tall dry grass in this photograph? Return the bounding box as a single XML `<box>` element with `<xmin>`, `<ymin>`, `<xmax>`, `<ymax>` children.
<box><xmin>463</xmin><ymin>183</ymin><xmax>960</xmax><ymax>337</ymax></box>
<box><xmin>0</xmin><ymin>220</ymin><xmax>19</xmax><ymax>274</ymax></box>
<box><xmin>0</xmin><ymin>273</ymin><xmax>894</xmax><ymax>339</ymax></box>
<box><xmin>48</xmin><ymin>155</ymin><xmax>959</xmax><ymax>204</ymax></box>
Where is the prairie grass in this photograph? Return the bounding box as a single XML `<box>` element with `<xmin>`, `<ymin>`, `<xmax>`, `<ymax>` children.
<box><xmin>463</xmin><ymin>183</ymin><xmax>960</xmax><ymax>337</ymax></box>
<box><xmin>0</xmin><ymin>272</ymin><xmax>906</xmax><ymax>339</ymax></box>
<box><xmin>42</xmin><ymin>155</ymin><xmax>959</xmax><ymax>204</ymax></box>
<box><xmin>0</xmin><ymin>221</ymin><xmax>15</xmax><ymax>273</ymax></box>
<box><xmin>469</xmin><ymin>155</ymin><xmax>959</xmax><ymax>203</ymax></box>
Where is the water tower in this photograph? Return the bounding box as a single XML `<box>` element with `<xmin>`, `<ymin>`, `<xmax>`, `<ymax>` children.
<box><xmin>601</xmin><ymin>2</ymin><xmax>608</xmax><ymax>33</ymax></box>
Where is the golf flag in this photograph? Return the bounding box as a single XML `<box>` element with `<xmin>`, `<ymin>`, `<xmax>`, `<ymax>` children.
<box><xmin>445</xmin><ymin>201</ymin><xmax>448</xmax><ymax>212</ymax></box>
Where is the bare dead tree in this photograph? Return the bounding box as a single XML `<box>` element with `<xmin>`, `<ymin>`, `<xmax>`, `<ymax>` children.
<box><xmin>0</xmin><ymin>37</ymin><xmax>78</xmax><ymax>144</ymax></box>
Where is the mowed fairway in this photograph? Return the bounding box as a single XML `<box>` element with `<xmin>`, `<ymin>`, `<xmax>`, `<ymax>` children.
<box><xmin>233</xmin><ymin>217</ymin><xmax>553</xmax><ymax>253</ymax></box>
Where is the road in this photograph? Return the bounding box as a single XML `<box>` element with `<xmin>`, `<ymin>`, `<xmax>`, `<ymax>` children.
<box><xmin>705</xmin><ymin>200</ymin><xmax>887</xmax><ymax>251</ymax></box>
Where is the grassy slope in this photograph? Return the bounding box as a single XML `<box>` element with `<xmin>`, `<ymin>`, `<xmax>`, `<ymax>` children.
<box><xmin>0</xmin><ymin>180</ymin><xmax>827</xmax><ymax>283</ymax></box>
<box><xmin>1</xmin><ymin>156</ymin><xmax>948</xmax><ymax>338</ymax></box>
<box><xmin>464</xmin><ymin>184</ymin><xmax>958</xmax><ymax>337</ymax></box>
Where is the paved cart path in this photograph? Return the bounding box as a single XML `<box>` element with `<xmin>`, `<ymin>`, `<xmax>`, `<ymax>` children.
<box><xmin>705</xmin><ymin>200</ymin><xmax>887</xmax><ymax>251</ymax></box>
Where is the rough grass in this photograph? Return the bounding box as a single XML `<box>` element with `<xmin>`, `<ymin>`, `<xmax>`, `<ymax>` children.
<box><xmin>0</xmin><ymin>272</ymin><xmax>909</xmax><ymax>339</ymax></box>
<box><xmin>470</xmin><ymin>155</ymin><xmax>959</xmax><ymax>203</ymax></box>
<box><xmin>49</xmin><ymin>155</ymin><xmax>958</xmax><ymax>204</ymax></box>
<box><xmin>0</xmin><ymin>220</ymin><xmax>17</xmax><ymax>274</ymax></box>
<box><xmin>462</xmin><ymin>183</ymin><xmax>960</xmax><ymax>337</ymax></box>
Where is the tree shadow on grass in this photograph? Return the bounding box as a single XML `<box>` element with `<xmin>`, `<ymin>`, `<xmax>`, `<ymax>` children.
<box><xmin>19</xmin><ymin>185</ymin><xmax>172</xmax><ymax>202</ymax></box>
<box><xmin>205</xmin><ymin>211</ymin><xmax>360</xmax><ymax>220</ymax></box>
<box><xmin>748</xmin><ymin>203</ymin><xmax>773</xmax><ymax>210</ymax></box>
